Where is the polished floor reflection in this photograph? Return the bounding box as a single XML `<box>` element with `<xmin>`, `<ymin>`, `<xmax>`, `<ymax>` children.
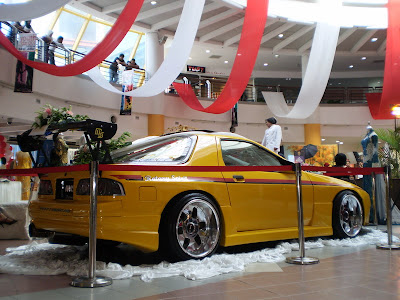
<box><xmin>0</xmin><ymin>225</ymin><xmax>400</xmax><ymax>300</ymax></box>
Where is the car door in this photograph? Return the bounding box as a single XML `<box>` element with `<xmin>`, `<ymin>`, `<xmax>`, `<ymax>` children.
<box><xmin>219</xmin><ymin>139</ymin><xmax>313</xmax><ymax>232</ymax></box>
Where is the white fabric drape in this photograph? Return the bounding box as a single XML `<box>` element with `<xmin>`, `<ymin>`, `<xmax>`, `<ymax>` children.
<box><xmin>263</xmin><ymin>21</ymin><xmax>340</xmax><ymax>119</ymax></box>
<box><xmin>0</xmin><ymin>0</ymin><xmax>71</xmax><ymax>21</ymax></box>
<box><xmin>86</xmin><ymin>0</ymin><xmax>205</xmax><ymax>97</ymax></box>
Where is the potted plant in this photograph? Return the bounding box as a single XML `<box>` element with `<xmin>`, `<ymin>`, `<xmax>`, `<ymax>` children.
<box><xmin>375</xmin><ymin>127</ymin><xmax>400</xmax><ymax>208</ymax></box>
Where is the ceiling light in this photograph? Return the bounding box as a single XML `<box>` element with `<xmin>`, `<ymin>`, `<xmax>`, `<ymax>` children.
<box><xmin>224</xmin><ymin>60</ymin><xmax>228</xmax><ymax>63</ymax></box>
<box><xmin>263</xmin><ymin>63</ymin><xmax>268</xmax><ymax>66</ymax></box>
<box><xmin>361</xmin><ymin>56</ymin><xmax>367</xmax><ymax>60</ymax></box>
<box><xmin>321</xmin><ymin>138</ymin><xmax>326</xmax><ymax>141</ymax></box>
<box><xmin>336</xmin><ymin>140</ymin><xmax>340</xmax><ymax>143</ymax></box>
<box><xmin>278</xmin><ymin>33</ymin><xmax>283</xmax><ymax>38</ymax></box>
<box><xmin>371</xmin><ymin>37</ymin><xmax>378</xmax><ymax>42</ymax></box>
<box><xmin>206</xmin><ymin>49</ymin><xmax>210</xmax><ymax>53</ymax></box>
<box><xmin>340</xmin><ymin>142</ymin><xmax>344</xmax><ymax>145</ymax></box>
<box><xmin>349</xmin><ymin>65</ymin><xmax>354</xmax><ymax>68</ymax></box>
<box><xmin>274</xmin><ymin>54</ymin><xmax>279</xmax><ymax>58</ymax></box>
<box><xmin>150</xmin><ymin>1</ymin><xmax>157</xmax><ymax>5</ymax></box>
<box><xmin>188</xmin><ymin>57</ymin><xmax>192</xmax><ymax>60</ymax></box>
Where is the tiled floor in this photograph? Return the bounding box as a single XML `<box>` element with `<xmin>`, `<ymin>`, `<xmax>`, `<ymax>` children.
<box><xmin>1</xmin><ymin>226</ymin><xmax>400</xmax><ymax>300</ymax></box>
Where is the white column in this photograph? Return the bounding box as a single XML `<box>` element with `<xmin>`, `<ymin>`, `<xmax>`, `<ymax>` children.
<box><xmin>301</xmin><ymin>54</ymin><xmax>309</xmax><ymax>83</ymax></box>
<box><xmin>145</xmin><ymin>31</ymin><xmax>165</xmax><ymax>132</ymax></box>
<box><xmin>145</xmin><ymin>32</ymin><xmax>164</xmax><ymax>79</ymax></box>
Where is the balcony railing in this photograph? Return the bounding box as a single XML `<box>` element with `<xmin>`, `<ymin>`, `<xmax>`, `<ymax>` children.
<box><xmin>0</xmin><ymin>21</ymin><xmax>146</xmax><ymax>87</ymax></box>
<box><xmin>1</xmin><ymin>21</ymin><xmax>379</xmax><ymax>104</ymax></box>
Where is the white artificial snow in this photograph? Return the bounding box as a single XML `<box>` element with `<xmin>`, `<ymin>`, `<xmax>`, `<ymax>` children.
<box><xmin>0</xmin><ymin>229</ymin><xmax>397</xmax><ymax>282</ymax></box>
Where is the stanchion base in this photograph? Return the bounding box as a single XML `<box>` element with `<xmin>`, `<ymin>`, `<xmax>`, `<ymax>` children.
<box><xmin>71</xmin><ymin>276</ymin><xmax>113</xmax><ymax>288</ymax></box>
<box><xmin>376</xmin><ymin>243</ymin><xmax>400</xmax><ymax>250</ymax></box>
<box><xmin>286</xmin><ymin>256</ymin><xmax>319</xmax><ymax>265</ymax></box>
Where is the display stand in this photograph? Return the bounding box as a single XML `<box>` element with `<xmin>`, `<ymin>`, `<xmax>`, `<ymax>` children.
<box><xmin>70</xmin><ymin>161</ymin><xmax>112</xmax><ymax>287</ymax></box>
<box><xmin>286</xmin><ymin>163</ymin><xmax>319</xmax><ymax>265</ymax></box>
<box><xmin>377</xmin><ymin>166</ymin><xmax>400</xmax><ymax>250</ymax></box>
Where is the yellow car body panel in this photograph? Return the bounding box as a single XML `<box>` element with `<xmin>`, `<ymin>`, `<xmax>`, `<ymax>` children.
<box><xmin>29</xmin><ymin>132</ymin><xmax>370</xmax><ymax>253</ymax></box>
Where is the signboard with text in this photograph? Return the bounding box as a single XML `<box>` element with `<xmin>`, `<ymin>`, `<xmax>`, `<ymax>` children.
<box><xmin>187</xmin><ymin>65</ymin><xmax>205</xmax><ymax>73</ymax></box>
<box><xmin>17</xmin><ymin>33</ymin><xmax>37</xmax><ymax>52</ymax></box>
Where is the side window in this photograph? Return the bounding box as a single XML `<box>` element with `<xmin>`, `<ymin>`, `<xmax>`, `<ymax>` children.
<box><xmin>221</xmin><ymin>140</ymin><xmax>281</xmax><ymax>166</ymax></box>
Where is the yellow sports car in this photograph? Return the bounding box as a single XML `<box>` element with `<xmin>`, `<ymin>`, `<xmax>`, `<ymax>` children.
<box><xmin>30</xmin><ymin>131</ymin><xmax>370</xmax><ymax>261</ymax></box>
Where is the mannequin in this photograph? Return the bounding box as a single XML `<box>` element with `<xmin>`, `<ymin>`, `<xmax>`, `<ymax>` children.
<box><xmin>361</xmin><ymin>123</ymin><xmax>380</xmax><ymax>223</ymax></box>
<box><xmin>361</xmin><ymin>122</ymin><xmax>397</xmax><ymax>224</ymax></box>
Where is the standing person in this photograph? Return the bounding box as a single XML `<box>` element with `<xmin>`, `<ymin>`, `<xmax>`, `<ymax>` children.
<box><xmin>23</xmin><ymin>20</ymin><xmax>34</xmax><ymax>33</ymax></box>
<box><xmin>41</xmin><ymin>30</ymin><xmax>53</xmax><ymax>63</ymax></box>
<box><xmin>261</xmin><ymin>117</ymin><xmax>282</xmax><ymax>154</ymax></box>
<box><xmin>49</xmin><ymin>36</ymin><xmax>67</xmax><ymax>65</ymax></box>
<box><xmin>109</xmin><ymin>53</ymin><xmax>127</xmax><ymax>83</ymax></box>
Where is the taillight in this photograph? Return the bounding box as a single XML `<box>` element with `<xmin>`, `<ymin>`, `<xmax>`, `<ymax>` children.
<box><xmin>38</xmin><ymin>180</ymin><xmax>53</xmax><ymax>195</ymax></box>
<box><xmin>76</xmin><ymin>178</ymin><xmax>125</xmax><ymax>196</ymax></box>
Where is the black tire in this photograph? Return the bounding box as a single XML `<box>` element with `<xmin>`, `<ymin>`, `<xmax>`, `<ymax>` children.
<box><xmin>332</xmin><ymin>190</ymin><xmax>363</xmax><ymax>238</ymax></box>
<box><xmin>160</xmin><ymin>193</ymin><xmax>221</xmax><ymax>262</ymax></box>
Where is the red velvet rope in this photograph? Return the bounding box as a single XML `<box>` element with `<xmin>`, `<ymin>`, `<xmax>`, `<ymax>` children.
<box><xmin>302</xmin><ymin>166</ymin><xmax>385</xmax><ymax>175</ymax></box>
<box><xmin>366</xmin><ymin>0</ymin><xmax>400</xmax><ymax>119</ymax></box>
<box><xmin>0</xmin><ymin>164</ymin><xmax>89</xmax><ymax>176</ymax></box>
<box><xmin>0</xmin><ymin>164</ymin><xmax>385</xmax><ymax>177</ymax></box>
<box><xmin>173</xmin><ymin>0</ymin><xmax>268</xmax><ymax>114</ymax></box>
<box><xmin>0</xmin><ymin>0</ymin><xmax>144</xmax><ymax>76</ymax></box>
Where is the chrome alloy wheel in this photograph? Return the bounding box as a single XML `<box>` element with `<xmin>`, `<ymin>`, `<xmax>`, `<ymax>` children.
<box><xmin>339</xmin><ymin>194</ymin><xmax>363</xmax><ymax>237</ymax></box>
<box><xmin>175</xmin><ymin>199</ymin><xmax>220</xmax><ymax>258</ymax></box>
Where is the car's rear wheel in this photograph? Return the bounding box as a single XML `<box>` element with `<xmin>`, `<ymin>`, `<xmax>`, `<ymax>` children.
<box><xmin>160</xmin><ymin>193</ymin><xmax>221</xmax><ymax>261</ymax></box>
<box><xmin>332</xmin><ymin>191</ymin><xmax>363</xmax><ymax>238</ymax></box>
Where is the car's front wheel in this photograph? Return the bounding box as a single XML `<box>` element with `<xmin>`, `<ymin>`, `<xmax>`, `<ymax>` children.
<box><xmin>160</xmin><ymin>193</ymin><xmax>221</xmax><ymax>262</ymax></box>
<box><xmin>332</xmin><ymin>191</ymin><xmax>363</xmax><ymax>238</ymax></box>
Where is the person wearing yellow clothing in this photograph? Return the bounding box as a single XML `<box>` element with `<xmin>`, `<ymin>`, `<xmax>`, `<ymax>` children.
<box><xmin>15</xmin><ymin>151</ymin><xmax>32</xmax><ymax>200</ymax></box>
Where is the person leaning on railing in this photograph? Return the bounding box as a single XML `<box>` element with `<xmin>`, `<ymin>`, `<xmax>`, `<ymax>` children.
<box><xmin>49</xmin><ymin>36</ymin><xmax>69</xmax><ymax>65</ymax></box>
<box><xmin>109</xmin><ymin>53</ymin><xmax>127</xmax><ymax>83</ymax></box>
<box><xmin>125</xmin><ymin>58</ymin><xmax>140</xmax><ymax>70</ymax></box>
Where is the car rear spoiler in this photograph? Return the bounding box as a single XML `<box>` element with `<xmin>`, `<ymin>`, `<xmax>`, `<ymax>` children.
<box><xmin>17</xmin><ymin>119</ymin><xmax>117</xmax><ymax>167</ymax></box>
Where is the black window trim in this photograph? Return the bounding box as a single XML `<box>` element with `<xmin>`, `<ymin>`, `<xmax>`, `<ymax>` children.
<box><xmin>220</xmin><ymin>138</ymin><xmax>292</xmax><ymax>166</ymax></box>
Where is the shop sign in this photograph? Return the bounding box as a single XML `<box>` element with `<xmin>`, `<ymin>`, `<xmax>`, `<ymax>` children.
<box><xmin>187</xmin><ymin>65</ymin><xmax>205</xmax><ymax>73</ymax></box>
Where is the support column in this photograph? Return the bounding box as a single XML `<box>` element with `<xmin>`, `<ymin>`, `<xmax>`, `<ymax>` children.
<box><xmin>304</xmin><ymin>124</ymin><xmax>321</xmax><ymax>145</ymax></box>
<box><xmin>148</xmin><ymin>114</ymin><xmax>165</xmax><ymax>136</ymax></box>
<box><xmin>145</xmin><ymin>32</ymin><xmax>165</xmax><ymax>135</ymax></box>
<box><xmin>301</xmin><ymin>54</ymin><xmax>309</xmax><ymax>83</ymax></box>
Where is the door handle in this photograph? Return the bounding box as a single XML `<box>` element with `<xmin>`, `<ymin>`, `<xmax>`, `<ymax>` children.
<box><xmin>233</xmin><ymin>175</ymin><xmax>245</xmax><ymax>182</ymax></box>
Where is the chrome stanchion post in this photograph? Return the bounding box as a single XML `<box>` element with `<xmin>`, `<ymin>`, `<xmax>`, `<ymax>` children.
<box><xmin>377</xmin><ymin>165</ymin><xmax>400</xmax><ymax>250</ymax></box>
<box><xmin>371</xmin><ymin>172</ymin><xmax>378</xmax><ymax>227</ymax></box>
<box><xmin>286</xmin><ymin>163</ymin><xmax>319</xmax><ymax>265</ymax></box>
<box><xmin>71</xmin><ymin>161</ymin><xmax>113</xmax><ymax>287</ymax></box>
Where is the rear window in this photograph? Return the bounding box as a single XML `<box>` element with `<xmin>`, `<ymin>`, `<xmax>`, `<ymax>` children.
<box><xmin>113</xmin><ymin>136</ymin><xmax>196</xmax><ymax>164</ymax></box>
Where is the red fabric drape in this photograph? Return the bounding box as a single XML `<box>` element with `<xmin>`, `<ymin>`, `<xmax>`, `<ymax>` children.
<box><xmin>173</xmin><ymin>0</ymin><xmax>268</xmax><ymax>114</ymax></box>
<box><xmin>366</xmin><ymin>0</ymin><xmax>400</xmax><ymax>119</ymax></box>
<box><xmin>0</xmin><ymin>0</ymin><xmax>144</xmax><ymax>76</ymax></box>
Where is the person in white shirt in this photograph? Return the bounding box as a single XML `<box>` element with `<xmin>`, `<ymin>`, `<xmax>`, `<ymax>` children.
<box><xmin>261</xmin><ymin>117</ymin><xmax>282</xmax><ymax>154</ymax></box>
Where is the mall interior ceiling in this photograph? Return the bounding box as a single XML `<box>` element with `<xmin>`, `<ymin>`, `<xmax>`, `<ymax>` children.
<box><xmin>71</xmin><ymin>0</ymin><xmax>387</xmax><ymax>73</ymax></box>
<box><xmin>0</xmin><ymin>0</ymin><xmax>389</xmax><ymax>148</ymax></box>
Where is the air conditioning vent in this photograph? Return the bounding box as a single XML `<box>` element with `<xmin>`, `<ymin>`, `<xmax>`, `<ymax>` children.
<box><xmin>373</xmin><ymin>60</ymin><xmax>385</xmax><ymax>63</ymax></box>
<box><xmin>209</xmin><ymin>55</ymin><xmax>222</xmax><ymax>59</ymax></box>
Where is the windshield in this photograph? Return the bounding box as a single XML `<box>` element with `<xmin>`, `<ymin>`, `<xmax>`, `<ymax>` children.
<box><xmin>112</xmin><ymin>135</ymin><xmax>196</xmax><ymax>164</ymax></box>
